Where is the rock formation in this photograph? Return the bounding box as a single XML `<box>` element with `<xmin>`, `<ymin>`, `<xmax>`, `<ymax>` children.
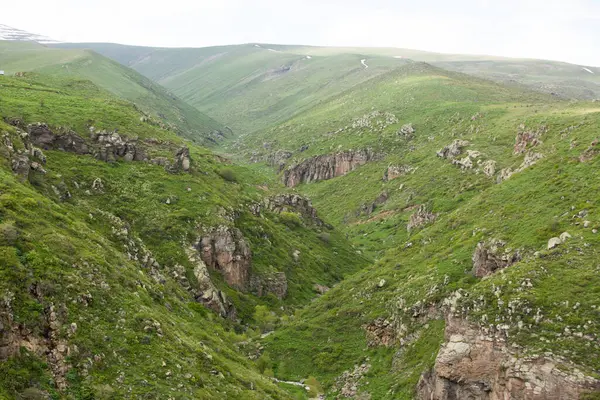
<box><xmin>169</xmin><ymin>146</ymin><xmax>191</xmax><ymax>173</ymax></box>
<box><xmin>407</xmin><ymin>205</ymin><xmax>436</xmax><ymax>232</ymax></box>
<box><xmin>514</xmin><ymin>124</ymin><xmax>546</xmax><ymax>154</ymax></box>
<box><xmin>417</xmin><ymin>316</ymin><xmax>600</xmax><ymax>400</ymax></box>
<box><xmin>357</xmin><ymin>191</ymin><xmax>389</xmax><ymax>217</ymax></box>
<box><xmin>364</xmin><ymin>317</ymin><xmax>395</xmax><ymax>347</ymax></box>
<box><xmin>195</xmin><ymin>226</ymin><xmax>251</xmax><ymax>291</ymax></box>
<box><xmin>253</xmin><ymin>194</ymin><xmax>325</xmax><ymax>226</ymax></box>
<box><xmin>472</xmin><ymin>240</ymin><xmax>521</xmax><ymax>277</ymax></box>
<box><xmin>282</xmin><ymin>149</ymin><xmax>381</xmax><ymax>187</ymax></box>
<box><xmin>250</xmin><ymin>272</ymin><xmax>288</xmax><ymax>299</ymax></box>
<box><xmin>437</xmin><ymin>140</ymin><xmax>470</xmax><ymax>159</ymax></box>
<box><xmin>383</xmin><ymin>165</ymin><xmax>414</xmax><ymax>181</ymax></box>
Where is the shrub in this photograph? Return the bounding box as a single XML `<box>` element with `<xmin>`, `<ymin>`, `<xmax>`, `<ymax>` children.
<box><xmin>305</xmin><ymin>376</ymin><xmax>323</xmax><ymax>397</ymax></box>
<box><xmin>0</xmin><ymin>222</ymin><xmax>18</xmax><ymax>245</ymax></box>
<box><xmin>218</xmin><ymin>168</ymin><xmax>237</xmax><ymax>182</ymax></box>
<box><xmin>279</xmin><ymin>212</ymin><xmax>302</xmax><ymax>228</ymax></box>
<box><xmin>256</xmin><ymin>352</ymin><xmax>272</xmax><ymax>374</ymax></box>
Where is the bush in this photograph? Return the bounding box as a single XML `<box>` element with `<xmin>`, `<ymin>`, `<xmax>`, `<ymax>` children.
<box><xmin>218</xmin><ymin>168</ymin><xmax>237</xmax><ymax>182</ymax></box>
<box><xmin>317</xmin><ymin>232</ymin><xmax>330</xmax><ymax>244</ymax></box>
<box><xmin>256</xmin><ymin>353</ymin><xmax>272</xmax><ymax>374</ymax></box>
<box><xmin>279</xmin><ymin>212</ymin><xmax>303</xmax><ymax>229</ymax></box>
<box><xmin>306</xmin><ymin>376</ymin><xmax>323</xmax><ymax>397</ymax></box>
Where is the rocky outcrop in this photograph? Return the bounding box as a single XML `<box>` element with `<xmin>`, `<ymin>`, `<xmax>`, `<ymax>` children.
<box><xmin>333</xmin><ymin>362</ymin><xmax>371</xmax><ymax>398</ymax></box>
<box><xmin>313</xmin><ymin>284</ymin><xmax>330</xmax><ymax>295</ymax></box>
<box><xmin>184</xmin><ymin>247</ymin><xmax>236</xmax><ymax>318</ymax></box>
<box><xmin>472</xmin><ymin>240</ymin><xmax>521</xmax><ymax>277</ymax></box>
<box><xmin>497</xmin><ymin>152</ymin><xmax>544</xmax><ymax>183</ymax></box>
<box><xmin>254</xmin><ymin>194</ymin><xmax>325</xmax><ymax>226</ymax></box>
<box><xmin>417</xmin><ymin>316</ymin><xmax>600</xmax><ymax>400</ymax></box>
<box><xmin>482</xmin><ymin>160</ymin><xmax>497</xmax><ymax>177</ymax></box>
<box><xmin>168</xmin><ymin>146</ymin><xmax>191</xmax><ymax>173</ymax></box>
<box><xmin>398</xmin><ymin>123</ymin><xmax>415</xmax><ymax>138</ymax></box>
<box><xmin>357</xmin><ymin>191</ymin><xmax>388</xmax><ymax>217</ymax></box>
<box><xmin>514</xmin><ymin>124</ymin><xmax>547</xmax><ymax>154</ymax></box>
<box><xmin>250</xmin><ymin>272</ymin><xmax>288</xmax><ymax>299</ymax></box>
<box><xmin>28</xmin><ymin>123</ymin><xmax>89</xmax><ymax>154</ymax></box>
<box><xmin>364</xmin><ymin>317</ymin><xmax>395</xmax><ymax>347</ymax></box>
<box><xmin>437</xmin><ymin>140</ymin><xmax>470</xmax><ymax>159</ymax></box>
<box><xmin>383</xmin><ymin>164</ymin><xmax>414</xmax><ymax>181</ymax></box>
<box><xmin>1</xmin><ymin>299</ymin><xmax>70</xmax><ymax>391</ymax></box>
<box><xmin>579</xmin><ymin>139</ymin><xmax>599</xmax><ymax>162</ymax></box>
<box><xmin>91</xmin><ymin>128</ymin><xmax>145</xmax><ymax>162</ymax></box>
<box><xmin>407</xmin><ymin>205</ymin><xmax>436</xmax><ymax>232</ymax></box>
<box><xmin>195</xmin><ymin>227</ymin><xmax>251</xmax><ymax>291</ymax></box>
<box><xmin>267</xmin><ymin>150</ymin><xmax>293</xmax><ymax>172</ymax></box>
<box><xmin>282</xmin><ymin>149</ymin><xmax>382</xmax><ymax>187</ymax></box>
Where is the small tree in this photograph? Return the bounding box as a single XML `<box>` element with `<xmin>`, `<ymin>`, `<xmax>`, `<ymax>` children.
<box><xmin>253</xmin><ymin>305</ymin><xmax>277</xmax><ymax>332</ymax></box>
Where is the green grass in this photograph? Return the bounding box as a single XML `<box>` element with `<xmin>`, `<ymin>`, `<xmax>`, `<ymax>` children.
<box><xmin>0</xmin><ymin>41</ymin><xmax>224</xmax><ymax>143</ymax></box>
<box><xmin>0</xmin><ymin>72</ymin><xmax>367</xmax><ymax>398</ymax></box>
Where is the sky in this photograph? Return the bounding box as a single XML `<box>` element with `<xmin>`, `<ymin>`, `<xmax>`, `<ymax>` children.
<box><xmin>3</xmin><ymin>0</ymin><xmax>600</xmax><ymax>66</ymax></box>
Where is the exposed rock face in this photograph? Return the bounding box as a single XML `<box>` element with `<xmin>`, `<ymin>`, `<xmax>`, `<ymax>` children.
<box><xmin>383</xmin><ymin>165</ymin><xmax>414</xmax><ymax>181</ymax></box>
<box><xmin>184</xmin><ymin>247</ymin><xmax>236</xmax><ymax>318</ymax></box>
<box><xmin>91</xmin><ymin>128</ymin><xmax>145</xmax><ymax>163</ymax></box>
<box><xmin>267</xmin><ymin>150</ymin><xmax>293</xmax><ymax>172</ymax></box>
<box><xmin>257</xmin><ymin>194</ymin><xmax>325</xmax><ymax>226</ymax></box>
<box><xmin>250</xmin><ymin>272</ymin><xmax>288</xmax><ymax>299</ymax></box>
<box><xmin>0</xmin><ymin>300</ymin><xmax>70</xmax><ymax>391</ymax></box>
<box><xmin>472</xmin><ymin>240</ymin><xmax>521</xmax><ymax>277</ymax></box>
<box><xmin>196</xmin><ymin>227</ymin><xmax>251</xmax><ymax>290</ymax></box>
<box><xmin>364</xmin><ymin>317</ymin><xmax>395</xmax><ymax>347</ymax></box>
<box><xmin>407</xmin><ymin>205</ymin><xmax>436</xmax><ymax>232</ymax></box>
<box><xmin>28</xmin><ymin>123</ymin><xmax>89</xmax><ymax>154</ymax></box>
<box><xmin>417</xmin><ymin>316</ymin><xmax>600</xmax><ymax>400</ymax></box>
<box><xmin>282</xmin><ymin>149</ymin><xmax>381</xmax><ymax>187</ymax></box>
<box><xmin>169</xmin><ymin>146</ymin><xmax>191</xmax><ymax>172</ymax></box>
<box><xmin>334</xmin><ymin>362</ymin><xmax>372</xmax><ymax>398</ymax></box>
<box><xmin>514</xmin><ymin>124</ymin><xmax>547</xmax><ymax>154</ymax></box>
<box><xmin>437</xmin><ymin>140</ymin><xmax>470</xmax><ymax>159</ymax></box>
<box><xmin>482</xmin><ymin>160</ymin><xmax>497</xmax><ymax>177</ymax></box>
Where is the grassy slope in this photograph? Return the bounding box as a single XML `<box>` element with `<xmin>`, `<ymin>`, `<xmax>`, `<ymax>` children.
<box><xmin>0</xmin><ymin>73</ymin><xmax>367</xmax><ymax>399</ymax></box>
<box><xmin>0</xmin><ymin>41</ymin><xmax>224</xmax><ymax>143</ymax></box>
<box><xmin>244</xmin><ymin>65</ymin><xmax>600</xmax><ymax>398</ymax></box>
<box><xmin>54</xmin><ymin>42</ymin><xmax>600</xmax><ymax>139</ymax></box>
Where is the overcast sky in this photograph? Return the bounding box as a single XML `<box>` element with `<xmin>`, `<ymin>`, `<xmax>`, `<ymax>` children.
<box><xmin>3</xmin><ymin>0</ymin><xmax>600</xmax><ymax>66</ymax></box>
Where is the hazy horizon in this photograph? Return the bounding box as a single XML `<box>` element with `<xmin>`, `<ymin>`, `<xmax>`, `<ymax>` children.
<box><xmin>3</xmin><ymin>0</ymin><xmax>600</xmax><ymax>67</ymax></box>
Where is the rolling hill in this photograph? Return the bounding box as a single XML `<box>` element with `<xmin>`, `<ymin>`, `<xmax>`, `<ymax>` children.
<box><xmin>0</xmin><ymin>41</ymin><xmax>225</xmax><ymax>144</ymax></box>
<box><xmin>55</xmin><ymin>42</ymin><xmax>600</xmax><ymax>138</ymax></box>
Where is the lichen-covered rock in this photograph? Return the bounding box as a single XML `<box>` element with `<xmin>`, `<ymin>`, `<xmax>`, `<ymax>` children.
<box><xmin>92</xmin><ymin>129</ymin><xmax>145</xmax><ymax>163</ymax></box>
<box><xmin>266</xmin><ymin>150</ymin><xmax>293</xmax><ymax>172</ymax></box>
<box><xmin>436</xmin><ymin>140</ymin><xmax>470</xmax><ymax>159</ymax></box>
<box><xmin>514</xmin><ymin>123</ymin><xmax>547</xmax><ymax>154</ymax></box>
<box><xmin>185</xmin><ymin>247</ymin><xmax>236</xmax><ymax>318</ymax></box>
<box><xmin>417</xmin><ymin>316</ymin><xmax>600</xmax><ymax>400</ymax></box>
<box><xmin>250</xmin><ymin>272</ymin><xmax>288</xmax><ymax>299</ymax></box>
<box><xmin>398</xmin><ymin>123</ymin><xmax>415</xmax><ymax>138</ymax></box>
<box><xmin>383</xmin><ymin>165</ymin><xmax>414</xmax><ymax>181</ymax></box>
<box><xmin>472</xmin><ymin>240</ymin><xmax>521</xmax><ymax>277</ymax></box>
<box><xmin>407</xmin><ymin>205</ymin><xmax>436</xmax><ymax>232</ymax></box>
<box><xmin>196</xmin><ymin>226</ymin><xmax>251</xmax><ymax>290</ymax></box>
<box><xmin>282</xmin><ymin>149</ymin><xmax>382</xmax><ymax>187</ymax></box>
<box><xmin>28</xmin><ymin>123</ymin><xmax>89</xmax><ymax>154</ymax></box>
<box><xmin>169</xmin><ymin>146</ymin><xmax>191</xmax><ymax>173</ymax></box>
<box><xmin>364</xmin><ymin>317</ymin><xmax>395</xmax><ymax>347</ymax></box>
<box><xmin>481</xmin><ymin>160</ymin><xmax>496</xmax><ymax>177</ymax></box>
<box><xmin>255</xmin><ymin>194</ymin><xmax>325</xmax><ymax>226</ymax></box>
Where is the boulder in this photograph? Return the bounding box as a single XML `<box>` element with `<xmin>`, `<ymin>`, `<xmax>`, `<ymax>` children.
<box><xmin>547</xmin><ymin>237</ymin><xmax>562</xmax><ymax>249</ymax></box>
<box><xmin>383</xmin><ymin>165</ymin><xmax>414</xmax><ymax>181</ymax></box>
<box><xmin>436</xmin><ymin>140</ymin><xmax>470</xmax><ymax>159</ymax></box>
<box><xmin>472</xmin><ymin>240</ymin><xmax>520</xmax><ymax>277</ymax></box>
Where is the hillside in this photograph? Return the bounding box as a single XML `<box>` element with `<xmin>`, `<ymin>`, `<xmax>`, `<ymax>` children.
<box><xmin>0</xmin><ymin>72</ymin><xmax>367</xmax><ymax>399</ymax></box>
<box><xmin>228</xmin><ymin>62</ymin><xmax>600</xmax><ymax>398</ymax></box>
<box><xmin>55</xmin><ymin>42</ymin><xmax>600</xmax><ymax>137</ymax></box>
<box><xmin>0</xmin><ymin>41</ymin><xmax>225</xmax><ymax>144</ymax></box>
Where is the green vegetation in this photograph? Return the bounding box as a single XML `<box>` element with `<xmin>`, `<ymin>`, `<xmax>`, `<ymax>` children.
<box><xmin>0</xmin><ymin>71</ymin><xmax>367</xmax><ymax>398</ymax></box>
<box><xmin>0</xmin><ymin>41</ymin><xmax>224</xmax><ymax>143</ymax></box>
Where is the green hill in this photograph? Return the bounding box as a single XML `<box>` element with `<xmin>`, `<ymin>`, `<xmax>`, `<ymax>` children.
<box><xmin>0</xmin><ymin>72</ymin><xmax>367</xmax><ymax>399</ymax></box>
<box><xmin>55</xmin><ymin>42</ymin><xmax>600</xmax><ymax>137</ymax></box>
<box><xmin>231</xmin><ymin>62</ymin><xmax>600</xmax><ymax>398</ymax></box>
<box><xmin>0</xmin><ymin>41</ymin><xmax>225</xmax><ymax>144</ymax></box>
